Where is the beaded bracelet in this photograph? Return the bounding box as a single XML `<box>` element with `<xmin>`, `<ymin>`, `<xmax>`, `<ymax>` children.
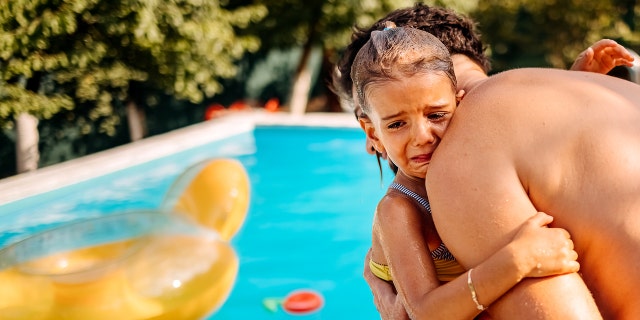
<box><xmin>467</xmin><ymin>269</ymin><xmax>486</xmax><ymax>311</ymax></box>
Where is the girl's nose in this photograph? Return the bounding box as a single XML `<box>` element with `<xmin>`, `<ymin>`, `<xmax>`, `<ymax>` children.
<box><xmin>412</xmin><ymin>120</ymin><xmax>435</xmax><ymax>146</ymax></box>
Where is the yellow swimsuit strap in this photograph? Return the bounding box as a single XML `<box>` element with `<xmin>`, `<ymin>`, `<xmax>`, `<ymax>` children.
<box><xmin>432</xmin><ymin>258</ymin><xmax>466</xmax><ymax>282</ymax></box>
<box><xmin>369</xmin><ymin>258</ymin><xmax>465</xmax><ymax>283</ymax></box>
<box><xmin>369</xmin><ymin>259</ymin><xmax>392</xmax><ymax>281</ymax></box>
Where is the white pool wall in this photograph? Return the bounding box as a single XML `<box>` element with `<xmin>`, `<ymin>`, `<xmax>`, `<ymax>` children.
<box><xmin>0</xmin><ymin>111</ymin><xmax>359</xmax><ymax>205</ymax></box>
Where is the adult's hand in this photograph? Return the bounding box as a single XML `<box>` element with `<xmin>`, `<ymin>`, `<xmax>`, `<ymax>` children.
<box><xmin>570</xmin><ymin>39</ymin><xmax>634</xmax><ymax>74</ymax></box>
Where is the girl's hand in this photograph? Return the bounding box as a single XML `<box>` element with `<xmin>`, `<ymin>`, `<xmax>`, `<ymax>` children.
<box><xmin>510</xmin><ymin>212</ymin><xmax>580</xmax><ymax>278</ymax></box>
<box><xmin>570</xmin><ymin>39</ymin><xmax>635</xmax><ymax>74</ymax></box>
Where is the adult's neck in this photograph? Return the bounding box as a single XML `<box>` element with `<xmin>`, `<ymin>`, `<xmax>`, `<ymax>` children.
<box><xmin>452</xmin><ymin>54</ymin><xmax>489</xmax><ymax>94</ymax></box>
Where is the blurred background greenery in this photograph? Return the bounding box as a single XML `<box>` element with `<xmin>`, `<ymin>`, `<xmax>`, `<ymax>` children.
<box><xmin>1</xmin><ymin>0</ymin><xmax>638</xmax><ymax>178</ymax></box>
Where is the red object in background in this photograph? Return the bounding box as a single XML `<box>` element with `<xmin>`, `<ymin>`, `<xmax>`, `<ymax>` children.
<box><xmin>229</xmin><ymin>100</ymin><xmax>249</xmax><ymax>111</ymax></box>
<box><xmin>264</xmin><ymin>98</ymin><xmax>280</xmax><ymax>112</ymax></box>
<box><xmin>282</xmin><ymin>289</ymin><xmax>324</xmax><ymax>315</ymax></box>
<box><xmin>205</xmin><ymin>104</ymin><xmax>225</xmax><ymax>120</ymax></box>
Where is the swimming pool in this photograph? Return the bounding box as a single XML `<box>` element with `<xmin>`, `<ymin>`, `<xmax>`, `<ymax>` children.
<box><xmin>0</xmin><ymin>114</ymin><xmax>393</xmax><ymax>319</ymax></box>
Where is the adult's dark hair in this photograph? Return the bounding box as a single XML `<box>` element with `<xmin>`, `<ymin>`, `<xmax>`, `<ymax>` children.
<box><xmin>332</xmin><ymin>3</ymin><xmax>490</xmax><ymax>109</ymax></box>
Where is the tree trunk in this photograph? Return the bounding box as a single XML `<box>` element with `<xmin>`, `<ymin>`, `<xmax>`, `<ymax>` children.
<box><xmin>621</xmin><ymin>0</ymin><xmax>636</xmax><ymax>31</ymax></box>
<box><xmin>320</xmin><ymin>48</ymin><xmax>343</xmax><ymax>112</ymax></box>
<box><xmin>126</xmin><ymin>100</ymin><xmax>147</xmax><ymax>141</ymax></box>
<box><xmin>288</xmin><ymin>1</ymin><xmax>323</xmax><ymax>116</ymax></box>
<box><xmin>289</xmin><ymin>43</ymin><xmax>314</xmax><ymax>116</ymax></box>
<box><xmin>15</xmin><ymin>112</ymin><xmax>40</xmax><ymax>173</ymax></box>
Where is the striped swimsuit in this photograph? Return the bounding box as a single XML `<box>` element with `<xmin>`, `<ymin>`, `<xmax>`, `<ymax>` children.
<box><xmin>369</xmin><ymin>182</ymin><xmax>465</xmax><ymax>282</ymax></box>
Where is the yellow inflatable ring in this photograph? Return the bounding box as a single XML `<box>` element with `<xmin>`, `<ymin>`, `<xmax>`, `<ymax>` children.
<box><xmin>162</xmin><ymin>158</ymin><xmax>251</xmax><ymax>241</ymax></box>
<box><xmin>0</xmin><ymin>158</ymin><xmax>251</xmax><ymax>319</ymax></box>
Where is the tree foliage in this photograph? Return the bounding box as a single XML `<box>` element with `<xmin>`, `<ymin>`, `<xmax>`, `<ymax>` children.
<box><xmin>229</xmin><ymin>0</ymin><xmax>416</xmax><ymax>114</ymax></box>
<box><xmin>240</xmin><ymin>0</ymin><xmax>415</xmax><ymax>62</ymax></box>
<box><xmin>470</xmin><ymin>0</ymin><xmax>639</xmax><ymax>71</ymax></box>
<box><xmin>0</xmin><ymin>0</ymin><xmax>267</xmax><ymax>133</ymax></box>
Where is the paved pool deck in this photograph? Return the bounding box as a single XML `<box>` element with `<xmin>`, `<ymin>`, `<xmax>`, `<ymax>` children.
<box><xmin>0</xmin><ymin>111</ymin><xmax>359</xmax><ymax>205</ymax></box>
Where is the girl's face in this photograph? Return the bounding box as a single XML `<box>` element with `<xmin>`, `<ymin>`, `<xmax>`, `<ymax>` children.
<box><xmin>363</xmin><ymin>72</ymin><xmax>461</xmax><ymax>179</ymax></box>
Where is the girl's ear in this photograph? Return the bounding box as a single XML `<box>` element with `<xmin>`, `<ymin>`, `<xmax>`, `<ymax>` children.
<box><xmin>357</xmin><ymin>114</ymin><xmax>367</xmax><ymax>131</ymax></box>
<box><xmin>360</xmin><ymin>118</ymin><xmax>385</xmax><ymax>154</ymax></box>
<box><xmin>456</xmin><ymin>89</ymin><xmax>466</xmax><ymax>105</ymax></box>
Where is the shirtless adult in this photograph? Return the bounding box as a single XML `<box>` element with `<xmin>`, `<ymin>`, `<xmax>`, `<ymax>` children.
<box><xmin>335</xmin><ymin>4</ymin><xmax>639</xmax><ymax>319</ymax></box>
<box><xmin>337</xmin><ymin>4</ymin><xmax>634</xmax><ymax>160</ymax></box>
<box><xmin>426</xmin><ymin>66</ymin><xmax>640</xmax><ymax>319</ymax></box>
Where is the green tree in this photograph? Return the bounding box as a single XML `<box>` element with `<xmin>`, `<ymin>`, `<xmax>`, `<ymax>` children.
<box><xmin>0</xmin><ymin>0</ymin><xmax>267</xmax><ymax>173</ymax></box>
<box><xmin>471</xmin><ymin>0</ymin><xmax>639</xmax><ymax>72</ymax></box>
<box><xmin>239</xmin><ymin>0</ymin><xmax>416</xmax><ymax>115</ymax></box>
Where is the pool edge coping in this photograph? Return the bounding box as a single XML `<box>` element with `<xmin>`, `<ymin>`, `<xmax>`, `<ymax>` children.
<box><xmin>0</xmin><ymin>111</ymin><xmax>359</xmax><ymax>205</ymax></box>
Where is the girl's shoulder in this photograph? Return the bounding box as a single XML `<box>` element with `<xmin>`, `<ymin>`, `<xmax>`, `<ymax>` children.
<box><xmin>375</xmin><ymin>189</ymin><xmax>426</xmax><ymax>224</ymax></box>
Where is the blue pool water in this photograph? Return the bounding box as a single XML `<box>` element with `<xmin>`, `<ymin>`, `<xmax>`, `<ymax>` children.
<box><xmin>0</xmin><ymin>125</ymin><xmax>394</xmax><ymax>319</ymax></box>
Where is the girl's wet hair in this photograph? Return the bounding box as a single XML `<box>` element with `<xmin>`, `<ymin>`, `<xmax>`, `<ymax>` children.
<box><xmin>331</xmin><ymin>3</ymin><xmax>488</xmax><ymax>112</ymax></box>
<box><xmin>351</xmin><ymin>23</ymin><xmax>456</xmax><ymax>115</ymax></box>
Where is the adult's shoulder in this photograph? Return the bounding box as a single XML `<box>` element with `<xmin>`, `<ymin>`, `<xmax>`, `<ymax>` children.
<box><xmin>490</xmin><ymin>67</ymin><xmax>567</xmax><ymax>81</ymax></box>
<box><xmin>470</xmin><ymin>68</ymin><xmax>565</xmax><ymax>96</ymax></box>
<box><xmin>428</xmin><ymin>69</ymin><xmax>549</xmax><ymax>185</ymax></box>
<box><xmin>455</xmin><ymin>67</ymin><xmax>574</xmax><ymax>119</ymax></box>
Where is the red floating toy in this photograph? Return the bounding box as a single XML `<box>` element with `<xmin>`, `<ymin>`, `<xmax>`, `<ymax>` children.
<box><xmin>282</xmin><ymin>289</ymin><xmax>324</xmax><ymax>315</ymax></box>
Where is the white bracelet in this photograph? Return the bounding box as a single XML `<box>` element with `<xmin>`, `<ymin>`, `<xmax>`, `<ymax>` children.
<box><xmin>467</xmin><ymin>268</ymin><xmax>486</xmax><ymax>311</ymax></box>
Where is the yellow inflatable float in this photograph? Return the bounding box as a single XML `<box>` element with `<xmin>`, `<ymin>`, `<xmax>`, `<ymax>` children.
<box><xmin>0</xmin><ymin>158</ymin><xmax>250</xmax><ymax>320</ymax></box>
<box><xmin>162</xmin><ymin>158</ymin><xmax>250</xmax><ymax>241</ymax></box>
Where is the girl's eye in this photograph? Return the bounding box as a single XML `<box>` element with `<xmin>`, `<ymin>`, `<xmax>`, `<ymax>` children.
<box><xmin>427</xmin><ymin>112</ymin><xmax>447</xmax><ymax>121</ymax></box>
<box><xmin>387</xmin><ymin>121</ymin><xmax>403</xmax><ymax>129</ymax></box>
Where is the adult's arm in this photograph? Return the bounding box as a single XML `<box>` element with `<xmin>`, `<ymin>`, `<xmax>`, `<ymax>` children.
<box><xmin>426</xmin><ymin>82</ymin><xmax>602</xmax><ymax>319</ymax></box>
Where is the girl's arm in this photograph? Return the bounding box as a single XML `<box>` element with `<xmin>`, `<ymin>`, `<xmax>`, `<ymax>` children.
<box><xmin>363</xmin><ymin>249</ymin><xmax>410</xmax><ymax>320</ymax></box>
<box><xmin>377</xmin><ymin>195</ymin><xmax>578</xmax><ymax>320</ymax></box>
<box><xmin>375</xmin><ymin>194</ymin><xmax>441</xmax><ymax>319</ymax></box>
